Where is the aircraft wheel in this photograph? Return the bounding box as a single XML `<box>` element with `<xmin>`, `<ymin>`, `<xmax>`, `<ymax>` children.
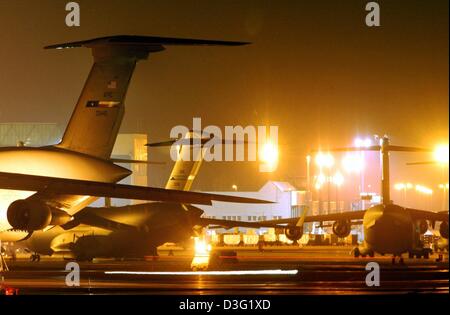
<box><xmin>353</xmin><ymin>247</ymin><xmax>360</xmax><ymax>258</ymax></box>
<box><xmin>408</xmin><ymin>252</ymin><xmax>414</xmax><ymax>259</ymax></box>
<box><xmin>369</xmin><ymin>252</ymin><xmax>374</xmax><ymax>258</ymax></box>
<box><xmin>423</xmin><ymin>252</ymin><xmax>430</xmax><ymax>259</ymax></box>
<box><xmin>35</xmin><ymin>254</ymin><xmax>40</xmax><ymax>262</ymax></box>
<box><xmin>76</xmin><ymin>255</ymin><xmax>92</xmax><ymax>262</ymax></box>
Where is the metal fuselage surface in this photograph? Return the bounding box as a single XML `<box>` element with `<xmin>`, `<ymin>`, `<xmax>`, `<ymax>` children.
<box><xmin>0</xmin><ymin>146</ymin><xmax>131</xmax><ymax>234</ymax></box>
<box><xmin>20</xmin><ymin>203</ymin><xmax>201</xmax><ymax>258</ymax></box>
<box><xmin>362</xmin><ymin>204</ymin><xmax>416</xmax><ymax>255</ymax></box>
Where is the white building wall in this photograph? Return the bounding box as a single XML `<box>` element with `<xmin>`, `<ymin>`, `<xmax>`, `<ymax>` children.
<box><xmin>196</xmin><ymin>181</ymin><xmax>305</xmax><ymax>232</ymax></box>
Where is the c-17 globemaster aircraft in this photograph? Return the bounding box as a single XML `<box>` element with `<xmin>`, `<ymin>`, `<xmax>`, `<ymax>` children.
<box><xmin>0</xmin><ymin>35</ymin><xmax>273</xmax><ymax>256</ymax></box>
<box><xmin>0</xmin><ymin>36</ymin><xmax>447</xmax><ymax>264</ymax></box>
<box><xmin>256</xmin><ymin>136</ymin><xmax>448</xmax><ymax>264</ymax></box>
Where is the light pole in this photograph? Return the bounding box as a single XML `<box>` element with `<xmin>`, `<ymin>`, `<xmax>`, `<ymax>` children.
<box><xmin>415</xmin><ymin>185</ymin><xmax>433</xmax><ymax>210</ymax></box>
<box><xmin>306</xmin><ymin>155</ymin><xmax>311</xmax><ymax>192</ymax></box>
<box><xmin>306</xmin><ymin>155</ymin><xmax>312</xmax><ymax>209</ymax></box>
<box><xmin>315</xmin><ymin>152</ymin><xmax>334</xmax><ymax>214</ymax></box>
<box><xmin>394</xmin><ymin>182</ymin><xmax>413</xmax><ymax>207</ymax></box>
<box><xmin>354</xmin><ymin>137</ymin><xmax>372</xmax><ymax>209</ymax></box>
<box><xmin>342</xmin><ymin>151</ymin><xmax>364</xmax><ymax>209</ymax></box>
<box><xmin>438</xmin><ymin>183</ymin><xmax>449</xmax><ymax>211</ymax></box>
<box><xmin>333</xmin><ymin>171</ymin><xmax>344</xmax><ymax>212</ymax></box>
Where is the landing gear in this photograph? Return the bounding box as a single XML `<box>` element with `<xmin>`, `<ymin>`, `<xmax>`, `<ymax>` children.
<box><xmin>30</xmin><ymin>253</ymin><xmax>40</xmax><ymax>262</ymax></box>
<box><xmin>391</xmin><ymin>255</ymin><xmax>405</xmax><ymax>265</ymax></box>
<box><xmin>408</xmin><ymin>248</ymin><xmax>432</xmax><ymax>260</ymax></box>
<box><xmin>75</xmin><ymin>255</ymin><xmax>93</xmax><ymax>262</ymax></box>
<box><xmin>353</xmin><ymin>247</ymin><xmax>374</xmax><ymax>258</ymax></box>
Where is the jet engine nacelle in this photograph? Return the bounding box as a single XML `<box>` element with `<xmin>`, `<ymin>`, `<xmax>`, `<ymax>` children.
<box><xmin>7</xmin><ymin>199</ymin><xmax>72</xmax><ymax>231</ymax></box>
<box><xmin>284</xmin><ymin>226</ymin><xmax>303</xmax><ymax>242</ymax></box>
<box><xmin>332</xmin><ymin>220</ymin><xmax>351</xmax><ymax>238</ymax></box>
<box><xmin>440</xmin><ymin>221</ymin><xmax>449</xmax><ymax>239</ymax></box>
<box><xmin>417</xmin><ymin>220</ymin><xmax>428</xmax><ymax>235</ymax></box>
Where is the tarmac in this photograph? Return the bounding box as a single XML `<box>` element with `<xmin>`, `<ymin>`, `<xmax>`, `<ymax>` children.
<box><xmin>1</xmin><ymin>246</ymin><xmax>448</xmax><ymax>295</ymax></box>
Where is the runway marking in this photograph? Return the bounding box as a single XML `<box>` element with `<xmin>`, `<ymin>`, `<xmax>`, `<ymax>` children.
<box><xmin>105</xmin><ymin>269</ymin><xmax>299</xmax><ymax>276</ymax></box>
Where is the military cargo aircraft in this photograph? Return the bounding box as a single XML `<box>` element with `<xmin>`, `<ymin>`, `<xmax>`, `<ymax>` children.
<box><xmin>0</xmin><ymin>36</ymin><xmax>271</xmax><ymax>257</ymax></box>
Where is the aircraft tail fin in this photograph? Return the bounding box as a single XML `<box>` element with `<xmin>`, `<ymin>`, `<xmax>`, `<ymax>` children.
<box><xmin>147</xmin><ymin>130</ymin><xmax>249</xmax><ymax>191</ymax></box>
<box><xmin>164</xmin><ymin>131</ymin><xmax>204</xmax><ymax>191</ymax></box>
<box><xmin>49</xmin><ymin>35</ymin><xmax>248</xmax><ymax>159</ymax></box>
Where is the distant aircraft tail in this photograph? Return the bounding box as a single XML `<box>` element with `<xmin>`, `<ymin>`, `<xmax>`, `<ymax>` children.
<box><xmin>48</xmin><ymin>35</ymin><xmax>248</xmax><ymax>159</ymax></box>
<box><xmin>164</xmin><ymin>131</ymin><xmax>204</xmax><ymax>191</ymax></box>
<box><xmin>147</xmin><ymin>130</ymin><xmax>249</xmax><ymax>191</ymax></box>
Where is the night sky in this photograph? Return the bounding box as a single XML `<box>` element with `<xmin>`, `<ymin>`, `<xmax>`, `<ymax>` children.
<box><xmin>0</xmin><ymin>0</ymin><xmax>448</xmax><ymax>201</ymax></box>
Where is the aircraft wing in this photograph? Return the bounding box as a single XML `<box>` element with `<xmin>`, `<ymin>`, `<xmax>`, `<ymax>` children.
<box><xmin>256</xmin><ymin>211</ymin><xmax>367</xmax><ymax>226</ymax></box>
<box><xmin>198</xmin><ymin>210</ymin><xmax>367</xmax><ymax>229</ymax></box>
<box><xmin>0</xmin><ymin>171</ymin><xmax>272</xmax><ymax>206</ymax></box>
<box><xmin>197</xmin><ymin>218</ymin><xmax>283</xmax><ymax>229</ymax></box>
<box><xmin>406</xmin><ymin>208</ymin><xmax>449</xmax><ymax>222</ymax></box>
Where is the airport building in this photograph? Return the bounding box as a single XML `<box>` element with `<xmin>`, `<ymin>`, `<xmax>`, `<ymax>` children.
<box><xmin>198</xmin><ymin>182</ymin><xmax>363</xmax><ymax>240</ymax></box>
<box><xmin>199</xmin><ymin>181</ymin><xmax>309</xmax><ymax>223</ymax></box>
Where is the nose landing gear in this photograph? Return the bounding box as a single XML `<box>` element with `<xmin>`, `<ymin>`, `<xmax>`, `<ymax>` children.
<box><xmin>352</xmin><ymin>247</ymin><xmax>375</xmax><ymax>258</ymax></box>
<box><xmin>391</xmin><ymin>255</ymin><xmax>405</xmax><ymax>265</ymax></box>
<box><xmin>408</xmin><ymin>248</ymin><xmax>432</xmax><ymax>259</ymax></box>
<box><xmin>30</xmin><ymin>253</ymin><xmax>40</xmax><ymax>262</ymax></box>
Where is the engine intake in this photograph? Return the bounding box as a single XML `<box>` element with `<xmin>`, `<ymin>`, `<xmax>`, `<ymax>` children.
<box><xmin>284</xmin><ymin>226</ymin><xmax>303</xmax><ymax>242</ymax></box>
<box><xmin>332</xmin><ymin>220</ymin><xmax>351</xmax><ymax>238</ymax></box>
<box><xmin>7</xmin><ymin>199</ymin><xmax>72</xmax><ymax>231</ymax></box>
<box><xmin>417</xmin><ymin>220</ymin><xmax>428</xmax><ymax>235</ymax></box>
<box><xmin>440</xmin><ymin>221</ymin><xmax>449</xmax><ymax>239</ymax></box>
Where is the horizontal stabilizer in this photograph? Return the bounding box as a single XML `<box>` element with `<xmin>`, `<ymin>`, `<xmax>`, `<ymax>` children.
<box><xmin>387</xmin><ymin>145</ymin><xmax>432</xmax><ymax>152</ymax></box>
<box><xmin>311</xmin><ymin>146</ymin><xmax>381</xmax><ymax>153</ymax></box>
<box><xmin>45</xmin><ymin>35</ymin><xmax>249</xmax><ymax>50</ymax></box>
<box><xmin>110</xmin><ymin>158</ymin><xmax>165</xmax><ymax>165</ymax></box>
<box><xmin>311</xmin><ymin>145</ymin><xmax>432</xmax><ymax>153</ymax></box>
<box><xmin>406</xmin><ymin>161</ymin><xmax>437</xmax><ymax>166</ymax></box>
<box><xmin>146</xmin><ymin>138</ymin><xmax>248</xmax><ymax>147</ymax></box>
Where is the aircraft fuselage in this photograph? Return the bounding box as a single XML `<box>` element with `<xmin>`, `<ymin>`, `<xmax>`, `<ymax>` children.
<box><xmin>0</xmin><ymin>146</ymin><xmax>131</xmax><ymax>233</ymax></box>
<box><xmin>16</xmin><ymin>203</ymin><xmax>203</xmax><ymax>259</ymax></box>
<box><xmin>362</xmin><ymin>204</ymin><xmax>417</xmax><ymax>255</ymax></box>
